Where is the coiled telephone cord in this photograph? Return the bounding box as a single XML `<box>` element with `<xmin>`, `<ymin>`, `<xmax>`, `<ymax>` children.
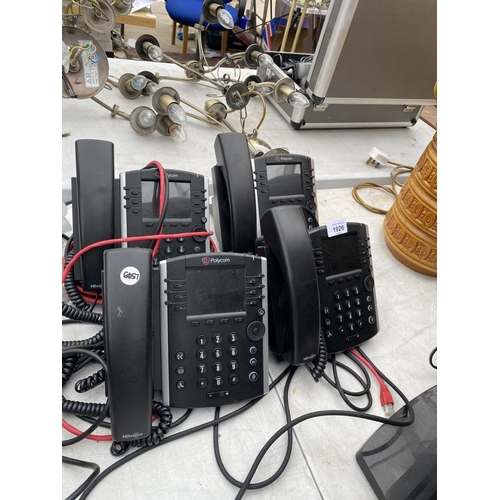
<box><xmin>63</xmin><ymin>251</ymin><xmax>89</xmax><ymax>310</ymax></box>
<box><xmin>62</xmin><ymin>396</ymin><xmax>107</xmax><ymax>419</ymax></box>
<box><xmin>62</xmin><ymin>301</ymin><xmax>103</xmax><ymax>324</ymax></box>
<box><xmin>306</xmin><ymin>331</ymin><xmax>327</xmax><ymax>382</ymax></box>
<box><xmin>110</xmin><ymin>401</ymin><xmax>173</xmax><ymax>456</ymax></box>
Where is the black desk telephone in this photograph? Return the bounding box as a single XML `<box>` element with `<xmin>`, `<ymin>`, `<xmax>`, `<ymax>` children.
<box><xmin>211</xmin><ymin>132</ymin><xmax>318</xmax><ymax>254</ymax></box>
<box><xmin>71</xmin><ymin>139</ymin><xmax>210</xmax><ymax>292</ymax></box>
<box><xmin>68</xmin><ymin>137</ymin><xmax>379</xmax><ymax>442</ymax></box>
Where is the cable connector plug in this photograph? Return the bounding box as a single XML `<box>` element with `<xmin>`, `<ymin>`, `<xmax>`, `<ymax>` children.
<box><xmin>380</xmin><ymin>386</ymin><xmax>394</xmax><ymax>416</ymax></box>
<box><xmin>366</xmin><ymin>147</ymin><xmax>390</xmax><ymax>167</ymax></box>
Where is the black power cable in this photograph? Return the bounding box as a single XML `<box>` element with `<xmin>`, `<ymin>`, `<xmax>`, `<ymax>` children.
<box><xmin>233</xmin><ymin>349</ymin><xmax>415</xmax><ymax>499</ymax></box>
<box><xmin>212</xmin><ymin>366</ymin><xmax>298</xmax><ymax>490</ymax></box>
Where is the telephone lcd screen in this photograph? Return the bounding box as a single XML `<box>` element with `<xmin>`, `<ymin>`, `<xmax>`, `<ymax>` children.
<box><xmin>266</xmin><ymin>163</ymin><xmax>302</xmax><ymax>197</ymax></box>
<box><xmin>165</xmin><ymin>181</ymin><xmax>191</xmax><ymax>219</ymax></box>
<box><xmin>322</xmin><ymin>233</ymin><xmax>360</xmax><ymax>277</ymax></box>
<box><xmin>141</xmin><ymin>180</ymin><xmax>160</xmax><ymax>219</ymax></box>
<box><xmin>186</xmin><ymin>267</ymin><xmax>246</xmax><ymax>316</ymax></box>
<box><xmin>141</xmin><ymin>180</ymin><xmax>191</xmax><ymax>221</ymax></box>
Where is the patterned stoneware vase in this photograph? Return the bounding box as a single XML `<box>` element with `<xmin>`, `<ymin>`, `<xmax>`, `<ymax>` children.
<box><xmin>383</xmin><ymin>94</ymin><xmax>437</xmax><ymax>276</ymax></box>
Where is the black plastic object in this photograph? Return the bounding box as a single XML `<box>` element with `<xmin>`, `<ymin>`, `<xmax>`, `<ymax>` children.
<box><xmin>258</xmin><ymin>205</ymin><xmax>320</xmax><ymax>365</ymax></box>
<box><xmin>103</xmin><ymin>248</ymin><xmax>153</xmax><ymax>441</ymax></box>
<box><xmin>308</xmin><ymin>223</ymin><xmax>379</xmax><ymax>353</ymax></box>
<box><xmin>356</xmin><ymin>385</ymin><xmax>437</xmax><ymax>500</ymax></box>
<box><xmin>71</xmin><ymin>139</ymin><xmax>115</xmax><ymax>292</ymax></box>
<box><xmin>211</xmin><ymin>133</ymin><xmax>257</xmax><ymax>253</ymax></box>
<box><xmin>160</xmin><ymin>252</ymin><xmax>269</xmax><ymax>408</ymax></box>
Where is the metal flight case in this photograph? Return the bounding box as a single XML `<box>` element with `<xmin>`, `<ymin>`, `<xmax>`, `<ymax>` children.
<box><xmin>256</xmin><ymin>0</ymin><xmax>437</xmax><ymax>130</ymax></box>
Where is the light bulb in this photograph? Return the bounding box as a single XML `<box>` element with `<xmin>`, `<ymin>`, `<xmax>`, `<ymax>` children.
<box><xmin>147</xmin><ymin>44</ymin><xmax>163</xmax><ymax>62</ymax></box>
<box><xmin>287</xmin><ymin>91</ymin><xmax>310</xmax><ymax>108</ymax></box>
<box><xmin>167</xmin><ymin>102</ymin><xmax>187</xmax><ymax>124</ymax></box>
<box><xmin>144</xmin><ymin>81</ymin><xmax>159</xmax><ymax>95</ymax></box>
<box><xmin>257</xmin><ymin>52</ymin><xmax>273</xmax><ymax>67</ymax></box>
<box><xmin>256</xmin><ymin>84</ymin><xmax>274</xmax><ymax>94</ymax></box>
<box><xmin>216</xmin><ymin>8</ymin><xmax>234</xmax><ymax>29</ymax></box>
<box><xmin>137</xmin><ymin>109</ymin><xmax>156</xmax><ymax>128</ymax></box>
<box><xmin>170</xmin><ymin>124</ymin><xmax>187</xmax><ymax>142</ymax></box>
<box><xmin>130</xmin><ymin>75</ymin><xmax>147</xmax><ymax>91</ymax></box>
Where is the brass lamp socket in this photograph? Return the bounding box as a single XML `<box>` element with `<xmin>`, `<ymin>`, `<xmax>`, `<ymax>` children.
<box><xmin>135</xmin><ymin>34</ymin><xmax>161</xmax><ymax>61</ymax></box>
<box><xmin>111</xmin><ymin>0</ymin><xmax>133</xmax><ymax>16</ymax></box>
<box><xmin>129</xmin><ymin>106</ymin><xmax>157</xmax><ymax>136</ymax></box>
<box><xmin>156</xmin><ymin>114</ymin><xmax>179</xmax><ymax>136</ymax></box>
<box><xmin>273</xmin><ymin>77</ymin><xmax>295</xmax><ymax>104</ymax></box>
<box><xmin>202</xmin><ymin>0</ymin><xmax>225</xmax><ymax>24</ymax></box>
<box><xmin>118</xmin><ymin>73</ymin><xmax>142</xmax><ymax>99</ymax></box>
<box><xmin>152</xmin><ymin>87</ymin><xmax>181</xmax><ymax>115</ymax></box>
<box><xmin>205</xmin><ymin>99</ymin><xmax>228</xmax><ymax>120</ymax></box>
<box><xmin>244</xmin><ymin>44</ymin><xmax>265</xmax><ymax>68</ymax></box>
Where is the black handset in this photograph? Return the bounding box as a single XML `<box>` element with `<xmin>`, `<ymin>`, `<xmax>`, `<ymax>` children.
<box><xmin>308</xmin><ymin>224</ymin><xmax>379</xmax><ymax>353</ymax></box>
<box><xmin>159</xmin><ymin>253</ymin><xmax>269</xmax><ymax>408</ymax></box>
<box><xmin>253</xmin><ymin>153</ymin><xmax>319</xmax><ymax>235</ymax></box>
<box><xmin>257</xmin><ymin>205</ymin><xmax>320</xmax><ymax>365</ymax></box>
<box><xmin>119</xmin><ymin>168</ymin><xmax>210</xmax><ymax>258</ymax></box>
<box><xmin>103</xmin><ymin>248</ymin><xmax>153</xmax><ymax>441</ymax></box>
<box><xmin>211</xmin><ymin>133</ymin><xmax>319</xmax><ymax>255</ymax></box>
<box><xmin>71</xmin><ymin>139</ymin><xmax>116</xmax><ymax>292</ymax></box>
<box><xmin>211</xmin><ymin>132</ymin><xmax>257</xmax><ymax>253</ymax></box>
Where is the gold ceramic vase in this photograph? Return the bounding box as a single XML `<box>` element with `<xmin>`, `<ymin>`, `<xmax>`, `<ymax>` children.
<box><xmin>383</xmin><ymin>129</ymin><xmax>437</xmax><ymax>276</ymax></box>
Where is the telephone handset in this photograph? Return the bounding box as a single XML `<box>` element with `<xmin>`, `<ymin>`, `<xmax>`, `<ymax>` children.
<box><xmin>71</xmin><ymin>139</ymin><xmax>116</xmax><ymax>292</ymax></box>
<box><xmin>211</xmin><ymin>132</ymin><xmax>257</xmax><ymax>253</ymax></box>
<box><xmin>103</xmin><ymin>247</ymin><xmax>153</xmax><ymax>441</ymax></box>
<box><xmin>257</xmin><ymin>205</ymin><xmax>320</xmax><ymax>365</ymax></box>
<box><xmin>159</xmin><ymin>252</ymin><xmax>269</xmax><ymax>408</ymax></box>
<box><xmin>119</xmin><ymin>168</ymin><xmax>210</xmax><ymax>258</ymax></box>
<box><xmin>308</xmin><ymin>224</ymin><xmax>379</xmax><ymax>353</ymax></box>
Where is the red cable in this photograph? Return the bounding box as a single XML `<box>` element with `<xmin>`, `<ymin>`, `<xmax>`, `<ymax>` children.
<box><xmin>146</xmin><ymin>161</ymin><xmax>165</xmax><ymax>259</ymax></box>
<box><xmin>62</xmin><ymin>418</ymin><xmax>112</xmax><ymax>441</ymax></box>
<box><xmin>349</xmin><ymin>349</ymin><xmax>394</xmax><ymax>414</ymax></box>
<box><xmin>62</xmin><ymin>231</ymin><xmax>213</xmax><ymax>283</ymax></box>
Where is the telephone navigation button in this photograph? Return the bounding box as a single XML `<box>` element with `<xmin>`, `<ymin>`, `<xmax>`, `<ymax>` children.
<box><xmin>246</xmin><ymin>321</ymin><xmax>265</xmax><ymax>341</ymax></box>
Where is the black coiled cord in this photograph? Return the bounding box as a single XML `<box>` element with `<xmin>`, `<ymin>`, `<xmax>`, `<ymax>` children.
<box><xmin>62</xmin><ymin>395</ymin><xmax>108</xmax><ymax>419</ymax></box>
<box><xmin>62</xmin><ymin>301</ymin><xmax>103</xmax><ymax>324</ymax></box>
<box><xmin>110</xmin><ymin>401</ymin><xmax>173</xmax><ymax>456</ymax></box>
<box><xmin>63</xmin><ymin>250</ymin><xmax>89</xmax><ymax>310</ymax></box>
<box><xmin>62</xmin><ymin>329</ymin><xmax>105</xmax><ymax>348</ymax></box>
<box><xmin>62</xmin><ymin>330</ymin><xmax>106</xmax><ymax>390</ymax></box>
<box><xmin>306</xmin><ymin>331</ymin><xmax>327</xmax><ymax>382</ymax></box>
<box><xmin>75</xmin><ymin>369</ymin><xmax>106</xmax><ymax>393</ymax></box>
<box><xmin>63</xmin><ymin>356</ymin><xmax>78</xmax><ymax>387</ymax></box>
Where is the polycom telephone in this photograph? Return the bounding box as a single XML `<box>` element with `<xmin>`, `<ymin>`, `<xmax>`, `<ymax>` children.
<box><xmin>119</xmin><ymin>168</ymin><xmax>210</xmax><ymax>258</ymax></box>
<box><xmin>159</xmin><ymin>252</ymin><xmax>269</xmax><ymax>408</ymax></box>
<box><xmin>256</xmin><ymin>205</ymin><xmax>379</xmax><ymax>365</ymax></box>
<box><xmin>309</xmin><ymin>223</ymin><xmax>379</xmax><ymax>353</ymax></box>
<box><xmin>70</xmin><ymin>139</ymin><xmax>210</xmax><ymax>292</ymax></box>
<box><xmin>211</xmin><ymin>132</ymin><xmax>318</xmax><ymax>254</ymax></box>
<box><xmin>253</xmin><ymin>153</ymin><xmax>318</xmax><ymax>236</ymax></box>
